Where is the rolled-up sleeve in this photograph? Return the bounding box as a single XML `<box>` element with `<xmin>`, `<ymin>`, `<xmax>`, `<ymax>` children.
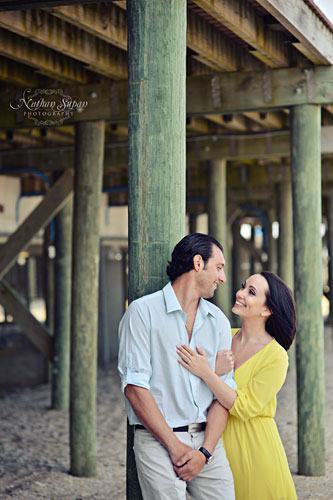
<box><xmin>229</xmin><ymin>351</ymin><xmax>288</xmax><ymax>421</ymax></box>
<box><xmin>118</xmin><ymin>301</ymin><xmax>152</xmax><ymax>393</ymax></box>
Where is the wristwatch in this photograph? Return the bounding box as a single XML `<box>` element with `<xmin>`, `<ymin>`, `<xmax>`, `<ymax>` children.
<box><xmin>198</xmin><ymin>446</ymin><xmax>213</xmax><ymax>464</ymax></box>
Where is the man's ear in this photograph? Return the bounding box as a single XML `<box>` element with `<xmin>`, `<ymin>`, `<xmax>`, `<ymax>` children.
<box><xmin>193</xmin><ymin>254</ymin><xmax>203</xmax><ymax>271</ymax></box>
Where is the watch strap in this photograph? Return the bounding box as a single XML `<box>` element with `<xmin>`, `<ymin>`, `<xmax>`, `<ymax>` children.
<box><xmin>198</xmin><ymin>446</ymin><xmax>212</xmax><ymax>463</ymax></box>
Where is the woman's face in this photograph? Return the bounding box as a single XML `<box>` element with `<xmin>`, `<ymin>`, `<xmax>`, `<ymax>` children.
<box><xmin>232</xmin><ymin>274</ymin><xmax>271</xmax><ymax>319</ymax></box>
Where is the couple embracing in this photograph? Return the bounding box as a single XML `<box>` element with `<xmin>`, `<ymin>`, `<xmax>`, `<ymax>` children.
<box><xmin>118</xmin><ymin>233</ymin><xmax>297</xmax><ymax>500</ymax></box>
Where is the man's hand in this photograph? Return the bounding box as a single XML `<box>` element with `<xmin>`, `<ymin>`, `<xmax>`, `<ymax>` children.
<box><xmin>168</xmin><ymin>441</ymin><xmax>192</xmax><ymax>468</ymax></box>
<box><xmin>215</xmin><ymin>349</ymin><xmax>234</xmax><ymax>376</ymax></box>
<box><xmin>173</xmin><ymin>449</ymin><xmax>206</xmax><ymax>481</ymax></box>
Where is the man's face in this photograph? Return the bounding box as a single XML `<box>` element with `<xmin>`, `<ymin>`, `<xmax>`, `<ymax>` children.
<box><xmin>196</xmin><ymin>244</ymin><xmax>226</xmax><ymax>299</ymax></box>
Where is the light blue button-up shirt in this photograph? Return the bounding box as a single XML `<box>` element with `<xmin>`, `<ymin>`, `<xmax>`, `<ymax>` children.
<box><xmin>118</xmin><ymin>282</ymin><xmax>236</xmax><ymax>427</ymax></box>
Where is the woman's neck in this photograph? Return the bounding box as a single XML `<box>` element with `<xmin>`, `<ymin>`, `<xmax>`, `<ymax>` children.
<box><xmin>238</xmin><ymin>318</ymin><xmax>272</xmax><ymax>345</ymax></box>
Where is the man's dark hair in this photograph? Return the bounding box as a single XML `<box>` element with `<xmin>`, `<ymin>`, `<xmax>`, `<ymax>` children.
<box><xmin>166</xmin><ymin>233</ymin><xmax>223</xmax><ymax>282</ymax></box>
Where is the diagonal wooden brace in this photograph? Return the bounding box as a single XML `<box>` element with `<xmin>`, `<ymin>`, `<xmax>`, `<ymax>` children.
<box><xmin>0</xmin><ymin>279</ymin><xmax>52</xmax><ymax>361</ymax></box>
<box><xmin>0</xmin><ymin>169</ymin><xmax>73</xmax><ymax>280</ymax></box>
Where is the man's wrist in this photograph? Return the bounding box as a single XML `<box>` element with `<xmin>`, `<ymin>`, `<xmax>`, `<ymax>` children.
<box><xmin>198</xmin><ymin>446</ymin><xmax>213</xmax><ymax>464</ymax></box>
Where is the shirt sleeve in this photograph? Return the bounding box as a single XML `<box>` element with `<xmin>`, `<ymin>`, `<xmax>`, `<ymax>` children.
<box><xmin>229</xmin><ymin>349</ymin><xmax>288</xmax><ymax>421</ymax></box>
<box><xmin>218</xmin><ymin>313</ymin><xmax>237</xmax><ymax>390</ymax></box>
<box><xmin>118</xmin><ymin>301</ymin><xmax>152</xmax><ymax>393</ymax></box>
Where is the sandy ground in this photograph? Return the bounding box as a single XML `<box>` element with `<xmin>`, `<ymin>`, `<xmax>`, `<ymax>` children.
<box><xmin>0</xmin><ymin>329</ymin><xmax>332</xmax><ymax>500</ymax></box>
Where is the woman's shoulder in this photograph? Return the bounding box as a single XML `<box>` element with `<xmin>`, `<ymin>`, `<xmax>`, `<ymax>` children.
<box><xmin>231</xmin><ymin>327</ymin><xmax>240</xmax><ymax>338</ymax></box>
<box><xmin>266</xmin><ymin>338</ymin><xmax>289</xmax><ymax>364</ymax></box>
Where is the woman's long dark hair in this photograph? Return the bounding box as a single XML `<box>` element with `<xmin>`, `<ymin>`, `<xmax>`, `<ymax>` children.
<box><xmin>260</xmin><ymin>271</ymin><xmax>296</xmax><ymax>351</ymax></box>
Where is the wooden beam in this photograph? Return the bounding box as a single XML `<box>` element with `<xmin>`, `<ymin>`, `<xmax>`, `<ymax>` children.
<box><xmin>0</xmin><ymin>28</ymin><xmax>89</xmax><ymax>83</ymax></box>
<box><xmin>186</xmin><ymin>117</ymin><xmax>222</xmax><ymax>134</ymax></box>
<box><xmin>0</xmin><ymin>279</ymin><xmax>52</xmax><ymax>361</ymax></box>
<box><xmin>48</xmin><ymin>3</ymin><xmax>127</xmax><ymax>50</ymax></box>
<box><xmin>186</xmin><ymin>126</ymin><xmax>333</xmax><ymax>161</ymax></box>
<box><xmin>186</xmin><ymin>66</ymin><xmax>333</xmax><ymax>115</ymax></box>
<box><xmin>1</xmin><ymin>127</ymin><xmax>333</xmax><ymax>169</ymax></box>
<box><xmin>3</xmin><ymin>66</ymin><xmax>333</xmax><ymax>129</ymax></box>
<box><xmin>242</xmin><ymin>111</ymin><xmax>286</xmax><ymax>129</ymax></box>
<box><xmin>0</xmin><ymin>170</ymin><xmax>73</xmax><ymax>280</ymax></box>
<box><xmin>0</xmin><ymin>0</ymin><xmax>112</xmax><ymax>10</ymax></box>
<box><xmin>191</xmin><ymin>0</ymin><xmax>290</xmax><ymax>67</ymax></box>
<box><xmin>0</xmin><ymin>56</ymin><xmax>43</xmax><ymax>87</ymax></box>
<box><xmin>205</xmin><ymin>113</ymin><xmax>255</xmax><ymax>132</ymax></box>
<box><xmin>256</xmin><ymin>0</ymin><xmax>333</xmax><ymax>64</ymax></box>
<box><xmin>0</xmin><ymin>9</ymin><xmax>128</xmax><ymax>79</ymax></box>
<box><xmin>187</xmin><ymin>9</ymin><xmax>262</xmax><ymax>72</ymax></box>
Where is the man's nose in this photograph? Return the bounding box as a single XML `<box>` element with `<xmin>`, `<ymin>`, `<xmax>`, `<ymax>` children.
<box><xmin>219</xmin><ymin>270</ymin><xmax>226</xmax><ymax>283</ymax></box>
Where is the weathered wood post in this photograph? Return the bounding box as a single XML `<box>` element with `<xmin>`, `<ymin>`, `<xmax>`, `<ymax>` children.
<box><xmin>52</xmin><ymin>197</ymin><xmax>73</xmax><ymax>410</ymax></box>
<box><xmin>43</xmin><ymin>225</ymin><xmax>54</xmax><ymax>382</ymax></box>
<box><xmin>250</xmin><ymin>224</ymin><xmax>256</xmax><ymax>275</ymax></box>
<box><xmin>189</xmin><ymin>214</ymin><xmax>198</xmax><ymax>234</ymax></box>
<box><xmin>277</xmin><ymin>172</ymin><xmax>295</xmax><ymax>368</ymax></box>
<box><xmin>70</xmin><ymin>121</ymin><xmax>105</xmax><ymax>477</ymax></box>
<box><xmin>278</xmin><ymin>174</ymin><xmax>294</xmax><ymax>290</ymax></box>
<box><xmin>232</xmin><ymin>220</ymin><xmax>242</xmax><ymax>328</ymax></box>
<box><xmin>208</xmin><ymin>159</ymin><xmax>230</xmax><ymax>316</ymax></box>
<box><xmin>326</xmin><ymin>191</ymin><xmax>333</xmax><ymax>324</ymax></box>
<box><xmin>127</xmin><ymin>1</ymin><xmax>186</xmax><ymax>497</ymax></box>
<box><xmin>267</xmin><ymin>207</ymin><xmax>278</xmax><ymax>274</ymax></box>
<box><xmin>291</xmin><ymin>104</ymin><xmax>325</xmax><ymax>475</ymax></box>
<box><xmin>26</xmin><ymin>255</ymin><xmax>36</xmax><ymax>311</ymax></box>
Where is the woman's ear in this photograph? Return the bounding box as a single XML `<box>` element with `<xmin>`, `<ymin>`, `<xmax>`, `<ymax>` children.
<box><xmin>261</xmin><ymin>308</ymin><xmax>272</xmax><ymax>317</ymax></box>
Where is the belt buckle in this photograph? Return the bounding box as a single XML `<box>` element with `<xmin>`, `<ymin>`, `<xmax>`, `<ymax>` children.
<box><xmin>188</xmin><ymin>423</ymin><xmax>202</xmax><ymax>433</ymax></box>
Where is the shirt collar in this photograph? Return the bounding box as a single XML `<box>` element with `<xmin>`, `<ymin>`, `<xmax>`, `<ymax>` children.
<box><xmin>198</xmin><ymin>296</ymin><xmax>216</xmax><ymax>318</ymax></box>
<box><xmin>163</xmin><ymin>282</ymin><xmax>216</xmax><ymax>318</ymax></box>
<box><xmin>163</xmin><ymin>282</ymin><xmax>183</xmax><ymax>313</ymax></box>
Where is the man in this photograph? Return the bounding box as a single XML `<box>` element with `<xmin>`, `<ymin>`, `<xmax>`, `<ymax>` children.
<box><xmin>118</xmin><ymin>233</ymin><xmax>236</xmax><ymax>500</ymax></box>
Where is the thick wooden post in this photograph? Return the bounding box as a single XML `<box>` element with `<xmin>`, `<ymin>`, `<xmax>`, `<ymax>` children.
<box><xmin>208</xmin><ymin>159</ymin><xmax>230</xmax><ymax>315</ymax></box>
<box><xmin>267</xmin><ymin>208</ymin><xmax>278</xmax><ymax>274</ymax></box>
<box><xmin>70</xmin><ymin>121</ymin><xmax>105</xmax><ymax>477</ymax></box>
<box><xmin>232</xmin><ymin>221</ymin><xmax>242</xmax><ymax>328</ymax></box>
<box><xmin>250</xmin><ymin>225</ymin><xmax>255</xmax><ymax>275</ymax></box>
<box><xmin>278</xmin><ymin>175</ymin><xmax>294</xmax><ymax>290</ymax></box>
<box><xmin>43</xmin><ymin>226</ymin><xmax>55</xmax><ymax>382</ymax></box>
<box><xmin>189</xmin><ymin>215</ymin><xmax>198</xmax><ymax>234</ymax></box>
<box><xmin>326</xmin><ymin>193</ymin><xmax>333</xmax><ymax>324</ymax></box>
<box><xmin>43</xmin><ymin>226</ymin><xmax>55</xmax><ymax>337</ymax></box>
<box><xmin>127</xmin><ymin>1</ymin><xmax>186</xmax><ymax>498</ymax></box>
<box><xmin>278</xmin><ymin>174</ymin><xmax>295</xmax><ymax>369</ymax></box>
<box><xmin>291</xmin><ymin>104</ymin><xmax>325</xmax><ymax>475</ymax></box>
<box><xmin>52</xmin><ymin>197</ymin><xmax>73</xmax><ymax>410</ymax></box>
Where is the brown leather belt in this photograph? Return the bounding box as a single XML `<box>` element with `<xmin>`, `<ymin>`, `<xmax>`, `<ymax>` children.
<box><xmin>134</xmin><ymin>422</ymin><xmax>206</xmax><ymax>432</ymax></box>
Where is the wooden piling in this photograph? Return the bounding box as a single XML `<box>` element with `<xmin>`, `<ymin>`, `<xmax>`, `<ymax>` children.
<box><xmin>52</xmin><ymin>197</ymin><xmax>73</xmax><ymax>410</ymax></box>
<box><xmin>208</xmin><ymin>159</ymin><xmax>230</xmax><ymax>316</ymax></box>
<box><xmin>70</xmin><ymin>121</ymin><xmax>105</xmax><ymax>477</ymax></box>
<box><xmin>127</xmin><ymin>1</ymin><xmax>186</xmax><ymax>497</ymax></box>
<box><xmin>291</xmin><ymin>104</ymin><xmax>325</xmax><ymax>475</ymax></box>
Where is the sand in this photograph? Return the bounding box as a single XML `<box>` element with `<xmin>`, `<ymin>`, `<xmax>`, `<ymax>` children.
<box><xmin>0</xmin><ymin>329</ymin><xmax>332</xmax><ymax>499</ymax></box>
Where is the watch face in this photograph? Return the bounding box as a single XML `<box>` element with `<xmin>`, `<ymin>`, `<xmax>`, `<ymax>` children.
<box><xmin>206</xmin><ymin>455</ymin><xmax>213</xmax><ymax>463</ymax></box>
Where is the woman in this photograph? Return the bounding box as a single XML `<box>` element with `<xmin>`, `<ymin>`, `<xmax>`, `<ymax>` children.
<box><xmin>177</xmin><ymin>272</ymin><xmax>297</xmax><ymax>500</ymax></box>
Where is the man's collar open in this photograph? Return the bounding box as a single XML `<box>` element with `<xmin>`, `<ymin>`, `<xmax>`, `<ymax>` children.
<box><xmin>163</xmin><ymin>282</ymin><xmax>183</xmax><ymax>313</ymax></box>
<box><xmin>163</xmin><ymin>282</ymin><xmax>216</xmax><ymax>318</ymax></box>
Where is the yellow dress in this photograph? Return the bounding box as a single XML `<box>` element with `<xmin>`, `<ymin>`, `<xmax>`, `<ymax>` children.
<box><xmin>223</xmin><ymin>332</ymin><xmax>297</xmax><ymax>500</ymax></box>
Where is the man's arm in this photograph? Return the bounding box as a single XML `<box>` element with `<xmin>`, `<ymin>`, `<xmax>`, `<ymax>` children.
<box><xmin>175</xmin><ymin>400</ymin><xmax>228</xmax><ymax>481</ymax></box>
<box><xmin>125</xmin><ymin>385</ymin><xmax>192</xmax><ymax>465</ymax></box>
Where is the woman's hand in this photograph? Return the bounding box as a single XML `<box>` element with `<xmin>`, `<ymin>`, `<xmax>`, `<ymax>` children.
<box><xmin>215</xmin><ymin>349</ymin><xmax>235</xmax><ymax>376</ymax></box>
<box><xmin>176</xmin><ymin>344</ymin><xmax>212</xmax><ymax>379</ymax></box>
